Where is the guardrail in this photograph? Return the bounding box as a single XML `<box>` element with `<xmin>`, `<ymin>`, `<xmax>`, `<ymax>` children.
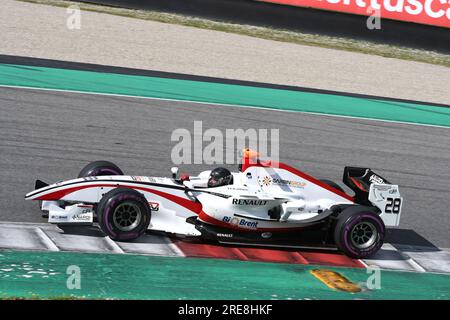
<box><xmin>259</xmin><ymin>0</ymin><xmax>450</xmax><ymax>29</ymax></box>
<box><xmin>78</xmin><ymin>0</ymin><xmax>450</xmax><ymax>53</ymax></box>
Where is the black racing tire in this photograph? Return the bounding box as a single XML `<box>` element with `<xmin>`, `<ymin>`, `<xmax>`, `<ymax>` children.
<box><xmin>78</xmin><ymin>160</ymin><xmax>123</xmax><ymax>178</ymax></box>
<box><xmin>334</xmin><ymin>206</ymin><xmax>385</xmax><ymax>258</ymax></box>
<box><xmin>319</xmin><ymin>179</ymin><xmax>345</xmax><ymax>193</ymax></box>
<box><xmin>96</xmin><ymin>188</ymin><xmax>151</xmax><ymax>241</ymax></box>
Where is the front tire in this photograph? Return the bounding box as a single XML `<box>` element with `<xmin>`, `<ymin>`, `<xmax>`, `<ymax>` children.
<box><xmin>96</xmin><ymin>188</ymin><xmax>151</xmax><ymax>241</ymax></box>
<box><xmin>334</xmin><ymin>207</ymin><xmax>385</xmax><ymax>258</ymax></box>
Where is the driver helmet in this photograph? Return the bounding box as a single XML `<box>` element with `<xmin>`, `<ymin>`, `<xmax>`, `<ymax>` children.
<box><xmin>207</xmin><ymin>167</ymin><xmax>233</xmax><ymax>188</ymax></box>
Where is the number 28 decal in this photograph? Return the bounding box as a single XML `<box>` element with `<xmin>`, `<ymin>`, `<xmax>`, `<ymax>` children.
<box><xmin>385</xmin><ymin>197</ymin><xmax>401</xmax><ymax>214</ymax></box>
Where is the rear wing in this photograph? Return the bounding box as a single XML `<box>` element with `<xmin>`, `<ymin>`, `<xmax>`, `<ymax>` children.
<box><xmin>343</xmin><ymin>167</ymin><xmax>390</xmax><ymax>205</ymax></box>
<box><xmin>343</xmin><ymin>167</ymin><xmax>402</xmax><ymax>227</ymax></box>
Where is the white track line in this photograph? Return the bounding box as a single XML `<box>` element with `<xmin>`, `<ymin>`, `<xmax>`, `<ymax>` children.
<box><xmin>34</xmin><ymin>227</ymin><xmax>60</xmax><ymax>252</ymax></box>
<box><xmin>162</xmin><ymin>236</ymin><xmax>186</xmax><ymax>257</ymax></box>
<box><xmin>358</xmin><ymin>259</ymin><xmax>369</xmax><ymax>268</ymax></box>
<box><xmin>364</xmin><ymin>243</ymin><xmax>428</xmax><ymax>273</ymax></box>
<box><xmin>103</xmin><ymin>236</ymin><xmax>125</xmax><ymax>254</ymax></box>
<box><xmin>1</xmin><ymin>84</ymin><xmax>449</xmax><ymax>130</ymax></box>
<box><xmin>389</xmin><ymin>244</ymin><xmax>427</xmax><ymax>273</ymax></box>
<box><xmin>400</xmin><ymin>253</ymin><xmax>427</xmax><ymax>273</ymax></box>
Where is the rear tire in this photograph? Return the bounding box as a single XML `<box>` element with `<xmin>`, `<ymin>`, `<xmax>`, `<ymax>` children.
<box><xmin>96</xmin><ymin>188</ymin><xmax>151</xmax><ymax>241</ymax></box>
<box><xmin>334</xmin><ymin>206</ymin><xmax>385</xmax><ymax>258</ymax></box>
<box><xmin>78</xmin><ymin>160</ymin><xmax>123</xmax><ymax>178</ymax></box>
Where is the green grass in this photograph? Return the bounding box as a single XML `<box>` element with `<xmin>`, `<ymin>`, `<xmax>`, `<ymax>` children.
<box><xmin>17</xmin><ymin>0</ymin><xmax>450</xmax><ymax>68</ymax></box>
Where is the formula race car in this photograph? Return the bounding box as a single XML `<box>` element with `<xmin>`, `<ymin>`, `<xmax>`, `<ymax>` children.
<box><xmin>25</xmin><ymin>150</ymin><xmax>402</xmax><ymax>258</ymax></box>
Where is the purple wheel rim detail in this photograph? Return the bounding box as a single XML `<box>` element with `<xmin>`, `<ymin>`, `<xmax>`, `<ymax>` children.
<box><xmin>342</xmin><ymin>213</ymin><xmax>384</xmax><ymax>256</ymax></box>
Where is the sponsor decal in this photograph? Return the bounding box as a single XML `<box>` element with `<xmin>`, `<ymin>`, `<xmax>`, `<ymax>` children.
<box><xmin>132</xmin><ymin>176</ymin><xmax>164</xmax><ymax>184</ymax></box>
<box><xmin>227</xmin><ymin>186</ymin><xmax>248</xmax><ymax>191</ymax></box>
<box><xmin>149</xmin><ymin>202</ymin><xmax>160</xmax><ymax>211</ymax></box>
<box><xmin>50</xmin><ymin>215</ymin><xmax>68</xmax><ymax>221</ymax></box>
<box><xmin>369</xmin><ymin>174</ymin><xmax>385</xmax><ymax>184</ymax></box>
<box><xmin>261</xmin><ymin>232</ymin><xmax>272</xmax><ymax>239</ymax></box>
<box><xmin>232</xmin><ymin>198</ymin><xmax>268</xmax><ymax>206</ymax></box>
<box><xmin>72</xmin><ymin>213</ymin><xmax>91</xmax><ymax>222</ymax></box>
<box><xmin>273</xmin><ymin>178</ymin><xmax>306</xmax><ymax>188</ymax></box>
<box><xmin>217</xmin><ymin>233</ymin><xmax>234</xmax><ymax>238</ymax></box>
<box><xmin>259</xmin><ymin>176</ymin><xmax>306</xmax><ymax>188</ymax></box>
<box><xmin>259</xmin><ymin>0</ymin><xmax>450</xmax><ymax>28</ymax></box>
<box><xmin>261</xmin><ymin>176</ymin><xmax>272</xmax><ymax>186</ymax></box>
<box><xmin>223</xmin><ymin>216</ymin><xmax>259</xmax><ymax>229</ymax></box>
<box><xmin>389</xmin><ymin>188</ymin><xmax>398</xmax><ymax>194</ymax></box>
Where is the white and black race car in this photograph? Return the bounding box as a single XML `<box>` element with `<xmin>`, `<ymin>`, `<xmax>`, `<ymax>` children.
<box><xmin>25</xmin><ymin>150</ymin><xmax>402</xmax><ymax>258</ymax></box>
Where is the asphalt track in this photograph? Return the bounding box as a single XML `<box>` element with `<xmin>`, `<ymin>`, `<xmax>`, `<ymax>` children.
<box><xmin>0</xmin><ymin>87</ymin><xmax>449</xmax><ymax>248</ymax></box>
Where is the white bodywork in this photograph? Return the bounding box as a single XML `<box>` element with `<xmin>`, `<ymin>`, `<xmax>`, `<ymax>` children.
<box><xmin>26</xmin><ymin>162</ymin><xmax>402</xmax><ymax>237</ymax></box>
<box><xmin>369</xmin><ymin>183</ymin><xmax>403</xmax><ymax>227</ymax></box>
